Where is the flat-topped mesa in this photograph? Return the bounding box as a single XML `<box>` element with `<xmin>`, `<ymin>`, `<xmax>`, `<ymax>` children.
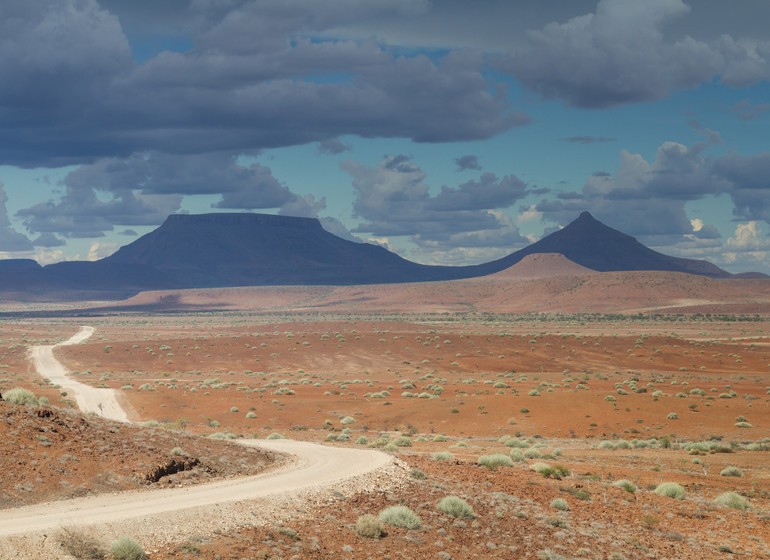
<box><xmin>161</xmin><ymin>212</ymin><xmax>323</xmax><ymax>230</ymax></box>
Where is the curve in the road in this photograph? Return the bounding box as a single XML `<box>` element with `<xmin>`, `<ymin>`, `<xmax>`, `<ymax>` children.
<box><xmin>0</xmin><ymin>439</ymin><xmax>394</xmax><ymax>538</ymax></box>
<box><xmin>8</xmin><ymin>327</ymin><xmax>397</xmax><ymax>543</ymax></box>
<box><xmin>29</xmin><ymin>326</ymin><xmax>129</xmax><ymax>422</ymax></box>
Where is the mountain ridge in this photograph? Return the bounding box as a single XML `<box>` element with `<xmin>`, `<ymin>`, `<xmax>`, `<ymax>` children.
<box><xmin>0</xmin><ymin>211</ymin><xmax>755</xmax><ymax>297</ymax></box>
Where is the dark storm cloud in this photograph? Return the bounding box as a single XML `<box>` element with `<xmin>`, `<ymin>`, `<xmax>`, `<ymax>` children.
<box><xmin>317</xmin><ymin>139</ymin><xmax>352</xmax><ymax>155</ymax></box>
<box><xmin>539</xmin><ymin>135</ymin><xmax>770</xmax><ymax>241</ymax></box>
<box><xmin>714</xmin><ymin>152</ymin><xmax>770</xmax><ymax>221</ymax></box>
<box><xmin>562</xmin><ymin>136</ymin><xmax>616</xmax><ymax>144</ymax></box>
<box><xmin>495</xmin><ymin>0</ymin><xmax>770</xmax><ymax>109</ymax></box>
<box><xmin>0</xmin><ymin>184</ymin><xmax>33</xmax><ymax>252</ymax></box>
<box><xmin>31</xmin><ymin>233</ymin><xmax>65</xmax><ymax>248</ymax></box>
<box><xmin>453</xmin><ymin>155</ymin><xmax>481</xmax><ymax>171</ymax></box>
<box><xmin>344</xmin><ymin>155</ymin><xmax>530</xmax><ymax>252</ymax></box>
<box><xmin>0</xmin><ymin>0</ymin><xmax>527</xmax><ymax>168</ymax></box>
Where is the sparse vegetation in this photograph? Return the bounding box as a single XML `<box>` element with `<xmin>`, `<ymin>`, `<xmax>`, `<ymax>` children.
<box><xmin>110</xmin><ymin>537</ymin><xmax>146</xmax><ymax>560</ymax></box>
<box><xmin>3</xmin><ymin>387</ymin><xmax>39</xmax><ymax>406</ymax></box>
<box><xmin>355</xmin><ymin>514</ymin><xmax>383</xmax><ymax>538</ymax></box>
<box><xmin>437</xmin><ymin>496</ymin><xmax>476</xmax><ymax>519</ymax></box>
<box><xmin>58</xmin><ymin>527</ymin><xmax>106</xmax><ymax>559</ymax></box>
<box><xmin>714</xmin><ymin>491</ymin><xmax>750</xmax><ymax>510</ymax></box>
<box><xmin>654</xmin><ymin>482</ymin><xmax>685</xmax><ymax>499</ymax></box>
<box><xmin>379</xmin><ymin>505</ymin><xmax>421</xmax><ymax>529</ymax></box>
<box><xmin>478</xmin><ymin>453</ymin><xmax>514</xmax><ymax>469</ymax></box>
<box><xmin>720</xmin><ymin>466</ymin><xmax>743</xmax><ymax>477</ymax></box>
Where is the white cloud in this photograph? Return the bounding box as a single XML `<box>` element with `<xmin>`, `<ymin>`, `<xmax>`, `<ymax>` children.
<box><xmin>518</xmin><ymin>204</ymin><xmax>542</xmax><ymax>224</ymax></box>
<box><xmin>87</xmin><ymin>242</ymin><xmax>119</xmax><ymax>261</ymax></box>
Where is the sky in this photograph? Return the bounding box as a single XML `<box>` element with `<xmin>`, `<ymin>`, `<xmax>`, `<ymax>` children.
<box><xmin>1</xmin><ymin>0</ymin><xmax>769</xmax><ymax>274</ymax></box>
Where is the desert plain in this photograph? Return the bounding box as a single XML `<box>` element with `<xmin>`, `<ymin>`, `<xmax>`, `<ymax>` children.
<box><xmin>1</xmin><ymin>265</ymin><xmax>770</xmax><ymax>559</ymax></box>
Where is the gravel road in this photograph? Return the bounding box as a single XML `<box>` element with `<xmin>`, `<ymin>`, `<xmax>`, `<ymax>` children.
<box><xmin>2</xmin><ymin>327</ymin><xmax>402</xmax><ymax>559</ymax></box>
<box><xmin>29</xmin><ymin>326</ymin><xmax>129</xmax><ymax>422</ymax></box>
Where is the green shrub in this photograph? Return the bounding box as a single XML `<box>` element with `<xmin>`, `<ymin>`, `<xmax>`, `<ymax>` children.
<box><xmin>509</xmin><ymin>449</ymin><xmax>525</xmax><ymax>462</ymax></box>
<box><xmin>266</xmin><ymin>432</ymin><xmax>285</xmax><ymax>440</ymax></box>
<box><xmin>379</xmin><ymin>505</ymin><xmax>421</xmax><ymax>529</ymax></box>
<box><xmin>341</xmin><ymin>416</ymin><xmax>356</xmax><ymax>425</ymax></box>
<box><xmin>245</xmin><ymin>412</ymin><xmax>257</xmax><ymax>418</ymax></box>
<box><xmin>666</xmin><ymin>412</ymin><xmax>679</xmax><ymax>420</ymax></box>
<box><xmin>714</xmin><ymin>492</ymin><xmax>750</xmax><ymax>510</ymax></box>
<box><xmin>355</xmin><ymin>436</ymin><xmax>369</xmax><ymax>445</ymax></box>
<box><xmin>735</xmin><ymin>421</ymin><xmax>753</xmax><ymax>428</ymax></box>
<box><xmin>432</xmin><ymin>451</ymin><xmax>453</xmax><ymax>461</ymax></box>
<box><xmin>393</xmin><ymin>436</ymin><xmax>412</xmax><ymax>447</ymax></box>
<box><xmin>654</xmin><ymin>482</ymin><xmax>685</xmax><ymax>499</ymax></box>
<box><xmin>530</xmin><ymin>462</ymin><xmax>551</xmax><ymax>474</ymax></box>
<box><xmin>613</xmin><ymin>479</ymin><xmax>635</xmax><ymax>493</ymax></box>
<box><xmin>433</xmin><ymin>434</ymin><xmax>447</xmax><ymax>442</ymax></box>
<box><xmin>550</xmin><ymin>498</ymin><xmax>570</xmax><ymax>511</ymax></box>
<box><xmin>720</xmin><ymin>466</ymin><xmax>743</xmax><ymax>477</ymax></box>
<box><xmin>2</xmin><ymin>387</ymin><xmax>38</xmax><ymax>406</ymax></box>
<box><xmin>110</xmin><ymin>537</ymin><xmax>146</xmax><ymax>560</ymax></box>
<box><xmin>437</xmin><ymin>496</ymin><xmax>476</xmax><ymax>519</ymax></box>
<box><xmin>478</xmin><ymin>453</ymin><xmax>514</xmax><ymax>469</ymax></box>
<box><xmin>410</xmin><ymin>468</ymin><xmax>427</xmax><ymax>480</ymax></box>
<box><xmin>355</xmin><ymin>514</ymin><xmax>383</xmax><ymax>538</ymax></box>
<box><xmin>170</xmin><ymin>447</ymin><xmax>184</xmax><ymax>456</ymax></box>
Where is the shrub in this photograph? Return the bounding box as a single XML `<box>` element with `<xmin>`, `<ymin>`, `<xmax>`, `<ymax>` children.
<box><xmin>110</xmin><ymin>537</ymin><xmax>146</xmax><ymax>560</ymax></box>
<box><xmin>393</xmin><ymin>436</ymin><xmax>412</xmax><ymax>447</ymax></box>
<box><xmin>58</xmin><ymin>527</ymin><xmax>106</xmax><ymax>559</ymax></box>
<box><xmin>720</xmin><ymin>466</ymin><xmax>743</xmax><ymax>477</ymax></box>
<box><xmin>410</xmin><ymin>468</ymin><xmax>427</xmax><ymax>480</ymax></box>
<box><xmin>170</xmin><ymin>447</ymin><xmax>184</xmax><ymax>456</ymax></box>
<box><xmin>550</xmin><ymin>498</ymin><xmax>570</xmax><ymax>511</ymax></box>
<box><xmin>230</xmin><ymin>406</ymin><xmax>239</xmax><ymax>413</ymax></box>
<box><xmin>667</xmin><ymin>412</ymin><xmax>679</xmax><ymax>420</ymax></box>
<box><xmin>433</xmin><ymin>434</ymin><xmax>447</xmax><ymax>442</ymax></box>
<box><xmin>341</xmin><ymin>416</ymin><xmax>356</xmax><ymax>425</ymax></box>
<box><xmin>509</xmin><ymin>449</ymin><xmax>525</xmax><ymax>462</ymax></box>
<box><xmin>654</xmin><ymin>482</ymin><xmax>685</xmax><ymax>499</ymax></box>
<box><xmin>523</xmin><ymin>448</ymin><xmax>542</xmax><ymax>459</ymax></box>
<box><xmin>530</xmin><ymin>462</ymin><xmax>551</xmax><ymax>474</ymax></box>
<box><xmin>245</xmin><ymin>412</ymin><xmax>257</xmax><ymax>418</ymax></box>
<box><xmin>437</xmin><ymin>496</ymin><xmax>476</xmax><ymax>519</ymax></box>
<box><xmin>355</xmin><ymin>514</ymin><xmax>383</xmax><ymax>538</ymax></box>
<box><xmin>735</xmin><ymin>421</ymin><xmax>753</xmax><ymax>428</ymax></box>
<box><xmin>355</xmin><ymin>436</ymin><xmax>369</xmax><ymax>445</ymax></box>
<box><xmin>379</xmin><ymin>505</ymin><xmax>421</xmax><ymax>529</ymax></box>
<box><xmin>266</xmin><ymin>432</ymin><xmax>285</xmax><ymax>440</ymax></box>
<box><xmin>613</xmin><ymin>479</ymin><xmax>635</xmax><ymax>493</ymax></box>
<box><xmin>714</xmin><ymin>492</ymin><xmax>750</xmax><ymax>510</ymax></box>
<box><xmin>432</xmin><ymin>451</ymin><xmax>453</xmax><ymax>461</ymax></box>
<box><xmin>2</xmin><ymin>387</ymin><xmax>38</xmax><ymax>406</ymax></box>
<box><xmin>478</xmin><ymin>453</ymin><xmax>514</xmax><ymax>469</ymax></box>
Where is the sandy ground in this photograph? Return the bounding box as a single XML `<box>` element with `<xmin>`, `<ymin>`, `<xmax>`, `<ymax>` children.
<box><xmin>0</xmin><ymin>327</ymin><xmax>402</xmax><ymax>559</ymax></box>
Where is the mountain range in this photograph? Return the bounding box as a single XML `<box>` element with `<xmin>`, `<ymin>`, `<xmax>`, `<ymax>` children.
<box><xmin>0</xmin><ymin>211</ymin><xmax>755</xmax><ymax>298</ymax></box>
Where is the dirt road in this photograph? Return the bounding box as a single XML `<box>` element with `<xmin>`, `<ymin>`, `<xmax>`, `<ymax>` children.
<box><xmin>28</xmin><ymin>326</ymin><xmax>130</xmax><ymax>422</ymax></box>
<box><xmin>5</xmin><ymin>327</ymin><xmax>400</xmax><ymax>558</ymax></box>
<box><xmin>0</xmin><ymin>439</ymin><xmax>396</xmax><ymax>538</ymax></box>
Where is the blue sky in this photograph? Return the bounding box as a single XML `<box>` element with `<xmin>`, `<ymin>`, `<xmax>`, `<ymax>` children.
<box><xmin>1</xmin><ymin>0</ymin><xmax>769</xmax><ymax>273</ymax></box>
